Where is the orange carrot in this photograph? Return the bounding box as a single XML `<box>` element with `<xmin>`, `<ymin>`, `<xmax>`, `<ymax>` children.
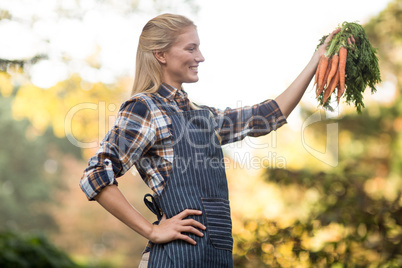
<box><xmin>323</xmin><ymin>68</ymin><xmax>340</xmax><ymax>104</ymax></box>
<box><xmin>317</xmin><ymin>58</ymin><xmax>332</xmax><ymax>98</ymax></box>
<box><xmin>326</xmin><ymin>54</ymin><xmax>339</xmax><ymax>86</ymax></box>
<box><xmin>314</xmin><ymin>56</ymin><xmax>323</xmax><ymax>91</ymax></box>
<box><xmin>317</xmin><ymin>55</ymin><xmax>329</xmax><ymax>95</ymax></box>
<box><xmin>338</xmin><ymin>46</ymin><xmax>347</xmax><ymax>100</ymax></box>
<box><xmin>323</xmin><ymin>57</ymin><xmax>332</xmax><ymax>87</ymax></box>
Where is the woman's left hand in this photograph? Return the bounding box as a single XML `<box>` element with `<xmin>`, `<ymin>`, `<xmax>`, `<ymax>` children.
<box><xmin>316</xmin><ymin>28</ymin><xmax>356</xmax><ymax>58</ymax></box>
<box><xmin>316</xmin><ymin>28</ymin><xmax>341</xmax><ymax>57</ymax></box>
<box><xmin>274</xmin><ymin>27</ymin><xmax>352</xmax><ymax>118</ymax></box>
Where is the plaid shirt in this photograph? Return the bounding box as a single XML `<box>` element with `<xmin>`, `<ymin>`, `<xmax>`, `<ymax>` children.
<box><xmin>80</xmin><ymin>83</ymin><xmax>287</xmax><ymax>200</ymax></box>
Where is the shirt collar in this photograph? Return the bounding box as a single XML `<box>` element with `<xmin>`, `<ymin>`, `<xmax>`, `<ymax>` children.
<box><xmin>158</xmin><ymin>83</ymin><xmax>188</xmax><ymax>101</ymax></box>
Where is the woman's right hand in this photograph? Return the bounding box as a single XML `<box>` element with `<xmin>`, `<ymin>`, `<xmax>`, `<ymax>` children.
<box><xmin>149</xmin><ymin>209</ymin><xmax>206</xmax><ymax>245</ymax></box>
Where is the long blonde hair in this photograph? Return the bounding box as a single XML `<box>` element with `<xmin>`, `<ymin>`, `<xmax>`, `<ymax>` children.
<box><xmin>131</xmin><ymin>14</ymin><xmax>196</xmax><ymax>95</ymax></box>
<box><xmin>132</xmin><ymin>14</ymin><xmax>221</xmax><ymax>142</ymax></box>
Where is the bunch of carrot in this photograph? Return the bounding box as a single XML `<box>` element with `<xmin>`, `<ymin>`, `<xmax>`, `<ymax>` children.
<box><xmin>314</xmin><ymin>46</ymin><xmax>347</xmax><ymax>105</ymax></box>
<box><xmin>313</xmin><ymin>22</ymin><xmax>381</xmax><ymax>113</ymax></box>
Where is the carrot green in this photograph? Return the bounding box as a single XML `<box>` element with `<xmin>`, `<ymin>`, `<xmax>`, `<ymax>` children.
<box><xmin>315</xmin><ymin>22</ymin><xmax>381</xmax><ymax>113</ymax></box>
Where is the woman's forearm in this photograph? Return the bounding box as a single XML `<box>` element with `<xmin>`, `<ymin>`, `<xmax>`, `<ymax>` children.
<box><xmin>275</xmin><ymin>28</ymin><xmax>341</xmax><ymax>118</ymax></box>
<box><xmin>95</xmin><ymin>185</ymin><xmax>206</xmax><ymax>245</ymax></box>
<box><xmin>94</xmin><ymin>185</ymin><xmax>154</xmax><ymax>240</ymax></box>
<box><xmin>275</xmin><ymin>52</ymin><xmax>320</xmax><ymax>118</ymax></box>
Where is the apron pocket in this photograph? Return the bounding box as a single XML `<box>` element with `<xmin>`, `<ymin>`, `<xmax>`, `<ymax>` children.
<box><xmin>201</xmin><ymin>197</ymin><xmax>233</xmax><ymax>251</ymax></box>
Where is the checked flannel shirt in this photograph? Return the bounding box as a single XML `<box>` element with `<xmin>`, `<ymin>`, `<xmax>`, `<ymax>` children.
<box><xmin>80</xmin><ymin>83</ymin><xmax>287</xmax><ymax>200</ymax></box>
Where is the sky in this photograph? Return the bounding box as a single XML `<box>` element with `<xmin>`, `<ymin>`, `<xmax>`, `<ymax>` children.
<box><xmin>191</xmin><ymin>0</ymin><xmax>392</xmax><ymax>115</ymax></box>
<box><xmin>0</xmin><ymin>0</ymin><xmax>393</xmax><ymax>124</ymax></box>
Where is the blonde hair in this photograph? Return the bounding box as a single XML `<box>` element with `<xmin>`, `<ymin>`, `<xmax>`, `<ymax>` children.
<box><xmin>132</xmin><ymin>14</ymin><xmax>221</xmax><ymax>143</ymax></box>
<box><xmin>131</xmin><ymin>14</ymin><xmax>196</xmax><ymax>95</ymax></box>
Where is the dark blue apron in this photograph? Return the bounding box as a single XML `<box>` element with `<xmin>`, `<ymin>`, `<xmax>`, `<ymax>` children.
<box><xmin>145</xmin><ymin>109</ymin><xmax>233</xmax><ymax>267</ymax></box>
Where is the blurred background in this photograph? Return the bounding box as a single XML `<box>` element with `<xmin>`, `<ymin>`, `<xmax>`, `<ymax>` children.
<box><xmin>0</xmin><ymin>0</ymin><xmax>401</xmax><ymax>267</ymax></box>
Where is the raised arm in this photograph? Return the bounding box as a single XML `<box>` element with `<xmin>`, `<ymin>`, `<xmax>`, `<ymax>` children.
<box><xmin>275</xmin><ymin>28</ymin><xmax>341</xmax><ymax>118</ymax></box>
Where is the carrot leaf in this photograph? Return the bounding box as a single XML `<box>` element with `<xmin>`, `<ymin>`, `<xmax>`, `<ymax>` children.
<box><xmin>315</xmin><ymin>21</ymin><xmax>381</xmax><ymax>113</ymax></box>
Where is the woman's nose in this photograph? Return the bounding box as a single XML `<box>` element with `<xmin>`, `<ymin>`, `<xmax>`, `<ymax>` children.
<box><xmin>196</xmin><ymin>50</ymin><xmax>205</xmax><ymax>63</ymax></box>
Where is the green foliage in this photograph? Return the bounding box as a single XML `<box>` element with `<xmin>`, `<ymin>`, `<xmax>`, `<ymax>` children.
<box><xmin>364</xmin><ymin>0</ymin><xmax>402</xmax><ymax>76</ymax></box>
<box><xmin>341</xmin><ymin>22</ymin><xmax>381</xmax><ymax>113</ymax></box>
<box><xmin>232</xmin><ymin>166</ymin><xmax>402</xmax><ymax>267</ymax></box>
<box><xmin>317</xmin><ymin>22</ymin><xmax>381</xmax><ymax>113</ymax></box>
<box><xmin>0</xmin><ymin>231</ymin><xmax>81</xmax><ymax>268</ymax></box>
<box><xmin>0</xmin><ymin>95</ymin><xmax>80</xmax><ymax>232</ymax></box>
<box><xmin>233</xmin><ymin>2</ymin><xmax>402</xmax><ymax>266</ymax></box>
<box><xmin>0</xmin><ymin>97</ymin><xmax>54</xmax><ymax>231</ymax></box>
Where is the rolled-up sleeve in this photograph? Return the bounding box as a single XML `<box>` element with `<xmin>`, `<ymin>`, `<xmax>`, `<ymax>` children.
<box><xmin>205</xmin><ymin>99</ymin><xmax>287</xmax><ymax>145</ymax></box>
<box><xmin>80</xmin><ymin>99</ymin><xmax>156</xmax><ymax>200</ymax></box>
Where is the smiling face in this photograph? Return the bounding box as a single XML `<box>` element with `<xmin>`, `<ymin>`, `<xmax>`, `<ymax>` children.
<box><xmin>155</xmin><ymin>26</ymin><xmax>205</xmax><ymax>89</ymax></box>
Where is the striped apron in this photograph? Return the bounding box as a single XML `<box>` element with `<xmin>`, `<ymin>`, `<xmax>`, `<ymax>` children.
<box><xmin>146</xmin><ymin>109</ymin><xmax>234</xmax><ymax>267</ymax></box>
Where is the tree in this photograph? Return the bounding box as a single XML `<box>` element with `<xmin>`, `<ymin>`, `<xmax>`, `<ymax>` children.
<box><xmin>231</xmin><ymin>0</ymin><xmax>402</xmax><ymax>266</ymax></box>
<box><xmin>0</xmin><ymin>0</ymin><xmax>199</xmax><ymax>76</ymax></box>
<box><xmin>0</xmin><ymin>231</ymin><xmax>81</xmax><ymax>268</ymax></box>
<box><xmin>0</xmin><ymin>94</ymin><xmax>81</xmax><ymax>232</ymax></box>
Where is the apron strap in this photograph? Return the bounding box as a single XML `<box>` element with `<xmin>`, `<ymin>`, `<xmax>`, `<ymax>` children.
<box><xmin>144</xmin><ymin>193</ymin><xmax>163</xmax><ymax>222</ymax></box>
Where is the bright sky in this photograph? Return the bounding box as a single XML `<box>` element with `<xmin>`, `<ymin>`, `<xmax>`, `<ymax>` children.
<box><xmin>190</xmin><ymin>0</ymin><xmax>392</xmax><ymax>120</ymax></box>
<box><xmin>0</xmin><ymin>0</ymin><xmax>393</xmax><ymax>122</ymax></box>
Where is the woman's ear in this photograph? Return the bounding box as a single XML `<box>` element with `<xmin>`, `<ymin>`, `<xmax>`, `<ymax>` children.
<box><xmin>154</xmin><ymin>51</ymin><xmax>167</xmax><ymax>64</ymax></box>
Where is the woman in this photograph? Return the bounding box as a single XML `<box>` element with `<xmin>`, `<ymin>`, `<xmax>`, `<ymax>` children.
<box><xmin>80</xmin><ymin>13</ymin><xmax>341</xmax><ymax>267</ymax></box>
